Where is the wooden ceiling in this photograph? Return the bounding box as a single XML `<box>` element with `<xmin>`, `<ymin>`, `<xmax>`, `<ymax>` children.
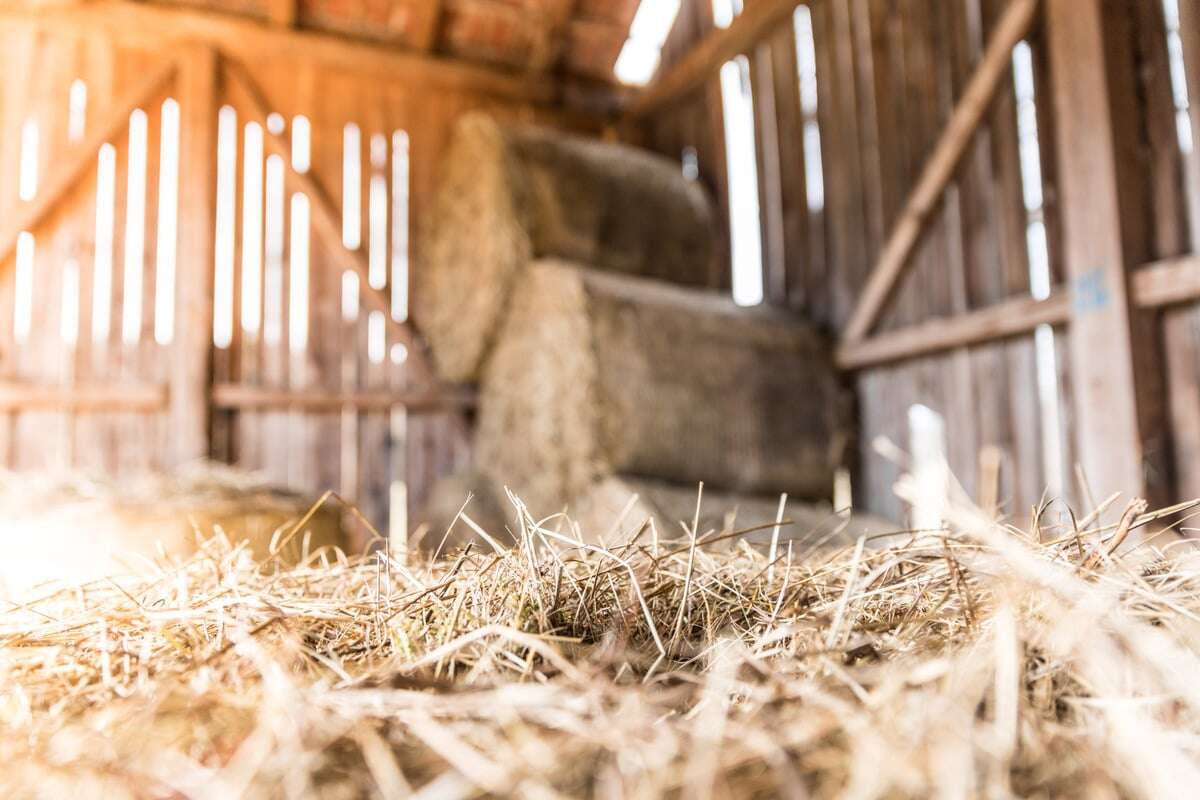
<box><xmin>157</xmin><ymin>0</ymin><xmax>643</xmax><ymax>84</ymax></box>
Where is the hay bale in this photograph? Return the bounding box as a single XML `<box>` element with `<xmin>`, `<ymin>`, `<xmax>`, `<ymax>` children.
<box><xmin>476</xmin><ymin>260</ymin><xmax>850</xmax><ymax>515</ymax></box>
<box><xmin>423</xmin><ymin>112</ymin><xmax>716</xmax><ymax>381</ymax></box>
<box><xmin>0</xmin><ymin>466</ymin><xmax>344</xmax><ymax>599</ymax></box>
<box><xmin>570</xmin><ymin>474</ymin><xmax>894</xmax><ymax>550</ymax></box>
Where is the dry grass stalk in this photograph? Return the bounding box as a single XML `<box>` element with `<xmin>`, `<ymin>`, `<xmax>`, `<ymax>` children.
<box><xmin>3</xmin><ymin>490</ymin><xmax>1200</xmax><ymax>798</ymax></box>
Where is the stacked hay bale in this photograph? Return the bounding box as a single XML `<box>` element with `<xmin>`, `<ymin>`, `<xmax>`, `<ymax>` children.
<box><xmin>475</xmin><ymin>261</ymin><xmax>849</xmax><ymax>515</ymax></box>
<box><xmin>423</xmin><ymin>112</ymin><xmax>716</xmax><ymax>382</ymax></box>
<box><xmin>418</xmin><ymin>115</ymin><xmax>867</xmax><ymax>548</ymax></box>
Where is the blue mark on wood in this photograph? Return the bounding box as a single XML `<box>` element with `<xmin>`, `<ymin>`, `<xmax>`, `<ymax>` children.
<box><xmin>1073</xmin><ymin>268</ymin><xmax>1110</xmax><ymax>314</ymax></box>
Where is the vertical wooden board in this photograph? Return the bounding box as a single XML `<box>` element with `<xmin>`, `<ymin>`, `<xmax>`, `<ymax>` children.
<box><xmin>1051</xmin><ymin>326</ymin><xmax>1078</xmax><ymax>507</ymax></box>
<box><xmin>893</xmin><ymin>0</ymin><xmax>936</xmax><ymax>332</ymax></box>
<box><xmin>1164</xmin><ymin>310</ymin><xmax>1200</xmax><ymax>499</ymax></box>
<box><xmin>0</xmin><ymin>31</ymin><xmax>37</xmax><ymax>466</ymax></box>
<box><xmin>765</xmin><ymin>20</ymin><xmax>811</xmax><ymax>313</ymax></box>
<box><xmin>751</xmin><ymin>40</ymin><xmax>787</xmax><ymax>306</ymax></box>
<box><xmin>305</xmin><ymin>69</ymin><xmax>353</xmax><ymax>499</ymax></box>
<box><xmin>72</xmin><ymin>35</ymin><xmax>116</xmax><ymax>474</ymax></box>
<box><xmin>847</xmin><ymin>0</ymin><xmax>885</xmax><ymax>267</ymax></box>
<box><xmin>124</xmin><ymin>64</ymin><xmax>168</xmax><ymax>474</ymax></box>
<box><xmin>1132</xmin><ymin>0</ymin><xmax>1188</xmax><ymax>262</ymax></box>
<box><xmin>12</xmin><ymin>32</ymin><xmax>68</xmax><ymax>471</ymax></box>
<box><xmin>812</xmin><ymin>0</ymin><xmax>868</xmax><ymax>327</ymax></box>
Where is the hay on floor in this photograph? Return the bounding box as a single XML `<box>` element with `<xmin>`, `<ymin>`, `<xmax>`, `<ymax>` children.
<box><xmin>475</xmin><ymin>260</ymin><xmax>849</xmax><ymax>515</ymax></box>
<box><xmin>0</xmin><ymin>465</ymin><xmax>345</xmax><ymax>599</ymax></box>
<box><xmin>569</xmin><ymin>474</ymin><xmax>892</xmax><ymax>547</ymax></box>
<box><xmin>3</xmin><ymin>488</ymin><xmax>1200</xmax><ymax>798</ymax></box>
<box><xmin>415</xmin><ymin>470</ymin><xmax>890</xmax><ymax>552</ymax></box>
<box><xmin>422</xmin><ymin>113</ymin><xmax>716</xmax><ymax>382</ymax></box>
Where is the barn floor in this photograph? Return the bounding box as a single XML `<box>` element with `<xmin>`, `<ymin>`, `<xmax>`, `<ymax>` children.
<box><xmin>2</xmin><ymin>488</ymin><xmax>1198</xmax><ymax>798</ymax></box>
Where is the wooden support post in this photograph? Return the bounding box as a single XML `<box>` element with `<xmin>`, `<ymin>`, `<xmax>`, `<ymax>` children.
<box><xmin>1045</xmin><ymin>0</ymin><xmax>1163</xmax><ymax>502</ymax></box>
<box><xmin>839</xmin><ymin>0</ymin><xmax>1039</xmax><ymax>342</ymax></box>
<box><xmin>170</xmin><ymin>44</ymin><xmax>218</xmax><ymax>465</ymax></box>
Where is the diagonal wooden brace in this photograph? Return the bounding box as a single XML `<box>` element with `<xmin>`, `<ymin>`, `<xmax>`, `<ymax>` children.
<box><xmin>0</xmin><ymin>59</ymin><xmax>178</xmax><ymax>269</ymax></box>
<box><xmin>222</xmin><ymin>59</ymin><xmax>440</xmax><ymax>388</ymax></box>
<box><xmin>839</xmin><ymin>0</ymin><xmax>1040</xmax><ymax>343</ymax></box>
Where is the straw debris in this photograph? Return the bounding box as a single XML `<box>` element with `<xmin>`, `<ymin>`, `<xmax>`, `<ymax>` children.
<box><xmin>4</xmin><ymin>488</ymin><xmax>1200</xmax><ymax>798</ymax></box>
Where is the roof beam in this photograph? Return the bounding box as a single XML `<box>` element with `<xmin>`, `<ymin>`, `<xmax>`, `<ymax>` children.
<box><xmin>0</xmin><ymin>0</ymin><xmax>555</xmax><ymax>104</ymax></box>
<box><xmin>624</xmin><ymin>0</ymin><xmax>803</xmax><ymax>118</ymax></box>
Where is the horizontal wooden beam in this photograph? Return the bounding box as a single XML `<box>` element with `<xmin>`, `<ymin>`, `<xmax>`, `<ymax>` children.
<box><xmin>836</xmin><ymin>292</ymin><xmax>1069</xmax><ymax>370</ymax></box>
<box><xmin>211</xmin><ymin>384</ymin><xmax>476</xmax><ymax>413</ymax></box>
<box><xmin>840</xmin><ymin>0</ymin><xmax>1040</xmax><ymax>343</ymax></box>
<box><xmin>0</xmin><ymin>59</ymin><xmax>176</xmax><ymax>269</ymax></box>
<box><xmin>1132</xmin><ymin>255</ymin><xmax>1200</xmax><ymax>309</ymax></box>
<box><xmin>0</xmin><ymin>0</ymin><xmax>555</xmax><ymax>104</ymax></box>
<box><xmin>0</xmin><ymin>382</ymin><xmax>167</xmax><ymax>412</ymax></box>
<box><xmin>837</xmin><ymin>256</ymin><xmax>1200</xmax><ymax>370</ymax></box>
<box><xmin>625</xmin><ymin>0</ymin><xmax>802</xmax><ymax>118</ymax></box>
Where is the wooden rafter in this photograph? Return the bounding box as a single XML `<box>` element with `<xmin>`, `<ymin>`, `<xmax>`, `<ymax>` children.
<box><xmin>410</xmin><ymin>0</ymin><xmax>444</xmax><ymax>51</ymax></box>
<box><xmin>0</xmin><ymin>59</ymin><xmax>177</xmax><ymax>269</ymax></box>
<box><xmin>839</xmin><ymin>0</ymin><xmax>1040</xmax><ymax>343</ymax></box>
<box><xmin>222</xmin><ymin>59</ymin><xmax>442</xmax><ymax>388</ymax></box>
<box><xmin>0</xmin><ymin>0</ymin><xmax>554</xmax><ymax>105</ymax></box>
<box><xmin>625</xmin><ymin>0</ymin><xmax>803</xmax><ymax>118</ymax></box>
<box><xmin>528</xmin><ymin>0</ymin><xmax>578</xmax><ymax>74</ymax></box>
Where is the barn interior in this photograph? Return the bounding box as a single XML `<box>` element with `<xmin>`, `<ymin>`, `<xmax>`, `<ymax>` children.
<box><xmin>6</xmin><ymin>0</ymin><xmax>1200</xmax><ymax>796</ymax></box>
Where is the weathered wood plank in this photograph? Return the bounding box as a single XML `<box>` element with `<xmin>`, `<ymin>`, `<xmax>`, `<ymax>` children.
<box><xmin>170</xmin><ymin>45</ymin><xmax>217</xmax><ymax>465</ymax></box>
<box><xmin>1044</xmin><ymin>0</ymin><xmax>1157</xmax><ymax>502</ymax></box>
<box><xmin>840</xmin><ymin>0</ymin><xmax>1039</xmax><ymax>342</ymax></box>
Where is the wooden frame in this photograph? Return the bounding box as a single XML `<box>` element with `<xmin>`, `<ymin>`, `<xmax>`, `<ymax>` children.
<box><xmin>837</xmin><ymin>256</ymin><xmax>1200</xmax><ymax>370</ymax></box>
<box><xmin>839</xmin><ymin>0</ymin><xmax>1040</xmax><ymax>343</ymax></box>
<box><xmin>211</xmin><ymin>384</ymin><xmax>476</xmax><ymax>413</ymax></box>
<box><xmin>0</xmin><ymin>0</ymin><xmax>556</xmax><ymax>105</ymax></box>
<box><xmin>625</xmin><ymin>0</ymin><xmax>806</xmax><ymax>118</ymax></box>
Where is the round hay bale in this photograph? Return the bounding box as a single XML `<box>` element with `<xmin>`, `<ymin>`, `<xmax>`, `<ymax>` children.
<box><xmin>0</xmin><ymin>466</ymin><xmax>345</xmax><ymax>599</ymax></box>
<box><xmin>475</xmin><ymin>260</ymin><xmax>851</xmax><ymax>516</ymax></box>
<box><xmin>423</xmin><ymin>112</ymin><xmax>716</xmax><ymax>382</ymax></box>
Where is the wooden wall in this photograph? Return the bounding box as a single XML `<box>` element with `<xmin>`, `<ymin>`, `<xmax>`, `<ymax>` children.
<box><xmin>0</xmin><ymin>12</ymin><xmax>603</xmax><ymax>539</ymax></box>
<box><xmin>633</xmin><ymin>0</ymin><xmax>1200</xmax><ymax>523</ymax></box>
